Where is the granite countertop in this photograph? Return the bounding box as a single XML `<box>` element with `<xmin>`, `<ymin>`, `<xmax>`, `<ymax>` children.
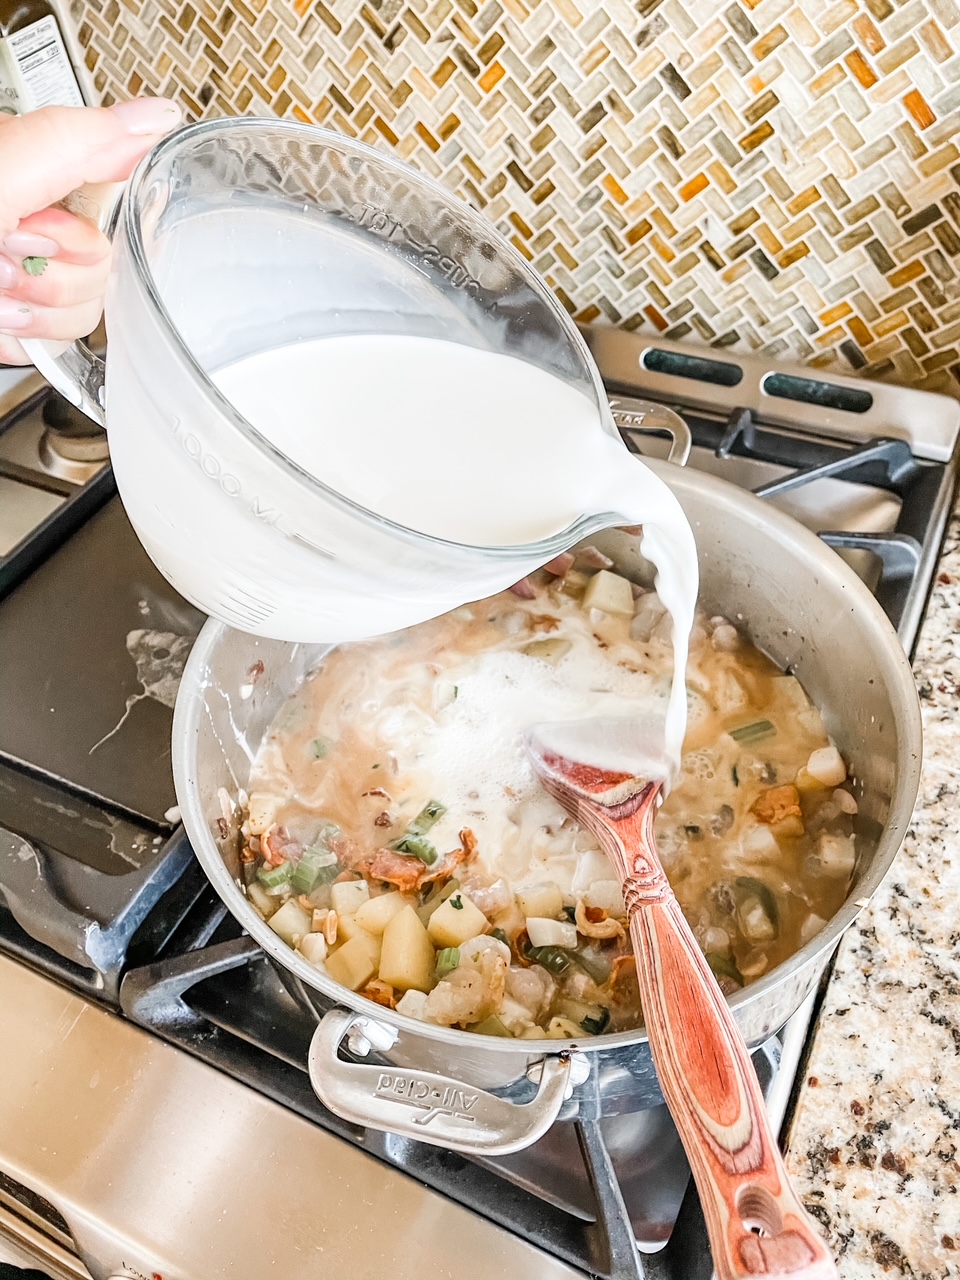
<box><xmin>785</xmin><ymin>510</ymin><xmax>960</xmax><ymax>1278</ymax></box>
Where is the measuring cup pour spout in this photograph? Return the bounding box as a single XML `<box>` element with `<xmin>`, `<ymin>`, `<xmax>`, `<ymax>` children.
<box><xmin>23</xmin><ymin>117</ymin><xmax>625</xmax><ymax>643</ymax></box>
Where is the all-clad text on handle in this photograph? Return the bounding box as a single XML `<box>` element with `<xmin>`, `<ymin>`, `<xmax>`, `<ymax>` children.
<box><xmin>308</xmin><ymin>1008</ymin><xmax>580</xmax><ymax>1156</ymax></box>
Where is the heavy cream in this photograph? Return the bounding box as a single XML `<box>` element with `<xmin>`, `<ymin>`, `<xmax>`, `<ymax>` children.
<box><xmin>214</xmin><ymin>334</ymin><xmax>698</xmax><ymax>780</ymax></box>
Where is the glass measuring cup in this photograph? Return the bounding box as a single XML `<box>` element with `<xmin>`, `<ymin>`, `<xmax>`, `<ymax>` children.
<box><xmin>25</xmin><ymin>118</ymin><xmax>624</xmax><ymax>641</ymax></box>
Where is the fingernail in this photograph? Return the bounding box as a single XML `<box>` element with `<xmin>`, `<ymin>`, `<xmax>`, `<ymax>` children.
<box><xmin>0</xmin><ymin>256</ymin><xmax>16</xmax><ymax>289</ymax></box>
<box><xmin>0</xmin><ymin>299</ymin><xmax>32</xmax><ymax>331</ymax></box>
<box><xmin>110</xmin><ymin>96</ymin><xmax>183</xmax><ymax>136</ymax></box>
<box><xmin>2</xmin><ymin>231</ymin><xmax>58</xmax><ymax>257</ymax></box>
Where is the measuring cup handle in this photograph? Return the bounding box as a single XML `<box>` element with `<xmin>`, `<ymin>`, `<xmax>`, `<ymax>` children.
<box><xmin>20</xmin><ymin>182</ymin><xmax>124</xmax><ymax>426</ymax></box>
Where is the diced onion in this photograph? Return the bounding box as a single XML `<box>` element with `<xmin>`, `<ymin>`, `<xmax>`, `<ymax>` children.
<box><xmin>526</xmin><ymin>917</ymin><xmax>578</xmax><ymax>949</ymax></box>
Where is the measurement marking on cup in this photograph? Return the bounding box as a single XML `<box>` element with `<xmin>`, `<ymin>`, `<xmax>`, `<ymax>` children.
<box><xmin>374</xmin><ymin>1072</ymin><xmax>479</xmax><ymax>1125</ymax></box>
<box><xmin>171</xmin><ymin>416</ymin><xmax>281</xmax><ymax>526</ymax></box>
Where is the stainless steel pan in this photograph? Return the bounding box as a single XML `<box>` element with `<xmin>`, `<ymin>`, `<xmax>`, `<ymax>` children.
<box><xmin>172</xmin><ymin>460</ymin><xmax>921</xmax><ymax>1155</ymax></box>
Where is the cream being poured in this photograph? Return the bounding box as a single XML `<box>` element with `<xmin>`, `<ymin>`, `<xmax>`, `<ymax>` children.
<box><xmin>214</xmin><ymin>333</ymin><xmax>698</xmax><ymax>780</ymax></box>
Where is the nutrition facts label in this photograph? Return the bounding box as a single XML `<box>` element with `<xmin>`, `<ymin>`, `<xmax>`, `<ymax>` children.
<box><xmin>3</xmin><ymin>16</ymin><xmax>83</xmax><ymax>110</ymax></box>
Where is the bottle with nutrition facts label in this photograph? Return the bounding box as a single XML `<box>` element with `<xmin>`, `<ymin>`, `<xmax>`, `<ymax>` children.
<box><xmin>0</xmin><ymin>0</ymin><xmax>84</xmax><ymax>114</ymax></box>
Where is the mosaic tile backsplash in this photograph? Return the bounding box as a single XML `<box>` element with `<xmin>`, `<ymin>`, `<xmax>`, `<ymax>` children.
<box><xmin>70</xmin><ymin>0</ymin><xmax>960</xmax><ymax>393</ymax></box>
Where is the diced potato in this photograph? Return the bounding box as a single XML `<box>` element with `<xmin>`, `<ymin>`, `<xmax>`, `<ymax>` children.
<box><xmin>326</xmin><ymin>932</ymin><xmax>381</xmax><ymax>991</ymax></box>
<box><xmin>800</xmin><ymin>913</ymin><xmax>828</xmax><ymax>945</ymax></box>
<box><xmin>771</xmin><ymin>676</ymin><xmax>826</xmax><ymax>737</ymax></box>
<box><xmin>498</xmin><ymin>997</ymin><xmax>538</xmax><ymax>1035</ymax></box>
<box><xmin>631</xmin><ymin>594</ymin><xmax>667</xmax><ymax>642</ymax></box>
<box><xmin>711</xmin><ymin>668</ymin><xmax>748</xmax><ymax>716</ymax></box>
<box><xmin>516</xmin><ymin>881</ymin><xmax>564</xmax><ymax>919</ymax></box>
<box><xmin>833</xmin><ymin>788</ymin><xmax>858</xmax><ymax>815</ymax></box>
<box><xmin>427</xmin><ymin>893</ymin><xmax>489</xmax><ymax>949</ymax></box>
<box><xmin>795</xmin><ymin>766</ymin><xmax>824</xmax><ymax>793</ymax></box>
<box><xmin>583</xmin><ymin>880</ymin><xmax>627</xmax><ymax>918</ymax></box>
<box><xmin>526</xmin><ymin>917</ymin><xmax>578</xmax><ymax>949</ymax></box>
<box><xmin>571</xmin><ymin>850</ymin><xmax>617</xmax><ymax>894</ymax></box>
<box><xmin>246</xmin><ymin>881</ymin><xmax>279</xmax><ymax>919</ymax></box>
<box><xmin>380</xmin><ymin>905</ymin><xmax>437</xmax><ymax>992</ymax></box>
<box><xmin>740</xmin><ymin>823</ymin><xmax>779</xmax><ymax>862</ymax></box>
<box><xmin>582</xmin><ymin>569</ymin><xmax>635</xmax><ymax>617</ymax></box>
<box><xmin>738</xmin><ymin>896</ymin><xmax>776</xmax><ymax>943</ymax></box>
<box><xmin>818</xmin><ymin>832</ymin><xmax>856</xmax><ymax>878</ymax></box>
<box><xmin>396</xmin><ymin>988</ymin><xmax>429</xmax><ymax>1020</ymax></box>
<box><xmin>773</xmin><ymin>815</ymin><xmax>805</xmax><ymax>839</ymax></box>
<box><xmin>544</xmin><ymin>1016</ymin><xmax>584</xmax><ymax>1039</ymax></box>
<box><xmin>337</xmin><ymin>912</ymin><xmax>375</xmax><ymax>943</ymax></box>
<box><xmin>355</xmin><ymin>891</ymin><xmax>408</xmax><ymax>936</ymax></box>
<box><xmin>806</xmin><ymin>745</ymin><xmax>847</xmax><ymax>788</ymax></box>
<box><xmin>268</xmin><ymin>899</ymin><xmax>313</xmax><ymax>948</ymax></box>
<box><xmin>298</xmin><ymin>932</ymin><xmax>328</xmax><ymax>966</ymax></box>
<box><xmin>560</xmin><ymin>569</ymin><xmax>590</xmax><ymax>599</ymax></box>
<box><xmin>521</xmin><ymin>638</ymin><xmax>572</xmax><ymax>665</ymax></box>
<box><xmin>330</xmin><ymin>879</ymin><xmax>371</xmax><ymax>915</ymax></box>
<box><xmin>246</xmin><ymin>792</ymin><xmax>278</xmax><ymax>836</ymax></box>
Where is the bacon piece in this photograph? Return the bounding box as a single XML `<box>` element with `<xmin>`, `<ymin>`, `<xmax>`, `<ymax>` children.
<box><xmin>359</xmin><ymin>828</ymin><xmax>478</xmax><ymax>893</ymax></box>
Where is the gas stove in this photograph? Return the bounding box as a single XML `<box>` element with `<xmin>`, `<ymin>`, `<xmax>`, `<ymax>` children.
<box><xmin>0</xmin><ymin>337</ymin><xmax>956</xmax><ymax>1280</ymax></box>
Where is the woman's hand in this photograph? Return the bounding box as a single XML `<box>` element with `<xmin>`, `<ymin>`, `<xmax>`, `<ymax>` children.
<box><xmin>0</xmin><ymin>97</ymin><xmax>182</xmax><ymax>365</ymax></box>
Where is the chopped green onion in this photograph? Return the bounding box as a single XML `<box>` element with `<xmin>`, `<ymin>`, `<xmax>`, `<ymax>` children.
<box><xmin>371</xmin><ymin>763</ymin><xmax>380</xmax><ymax>770</ymax></box>
<box><xmin>732</xmin><ymin>764</ymin><xmax>740</xmax><ymax>787</ymax></box>
<box><xmin>435</xmin><ymin>947</ymin><xmax>460</xmax><ymax>978</ymax></box>
<box><xmin>526</xmin><ymin>944</ymin><xmax>574</xmax><ymax>975</ymax></box>
<box><xmin>257</xmin><ymin>860</ymin><xmax>293</xmax><ymax>888</ymax></box>
<box><xmin>491</xmin><ymin>927</ymin><xmax>510</xmax><ymax>946</ymax></box>
<box><xmin>394</xmin><ymin>833</ymin><xmax>438</xmax><ymax>865</ymax></box>
<box><xmin>562</xmin><ymin>905</ymin><xmax>577</xmax><ymax>922</ymax></box>
<box><xmin>706</xmin><ymin>951</ymin><xmax>744</xmax><ymax>987</ymax></box>
<box><xmin>449</xmin><ymin>893</ymin><xmax>464</xmax><ymax>910</ymax></box>
<box><xmin>291</xmin><ymin>846</ymin><xmax>339</xmax><ymax>894</ymax></box>
<box><xmin>453</xmin><ymin>686</ymin><xmax>459</xmax><ymax>699</ymax></box>
<box><xmin>309</xmin><ymin>737</ymin><xmax>331</xmax><ymax>759</ymax></box>
<box><xmin>580</xmin><ymin>1006</ymin><xmax>611</xmax><ymax>1036</ymax></box>
<box><xmin>735</xmin><ymin>876</ymin><xmax>780</xmax><ymax>928</ymax></box>
<box><xmin>730</xmin><ymin>719</ymin><xmax>776</xmax><ymax>745</ymax></box>
<box><xmin>410</xmin><ymin>800</ymin><xmax>447</xmax><ymax>834</ymax></box>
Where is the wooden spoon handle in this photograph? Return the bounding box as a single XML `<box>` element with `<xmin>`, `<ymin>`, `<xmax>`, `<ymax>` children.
<box><xmin>624</xmin><ymin>868</ymin><xmax>836</xmax><ymax>1279</ymax></box>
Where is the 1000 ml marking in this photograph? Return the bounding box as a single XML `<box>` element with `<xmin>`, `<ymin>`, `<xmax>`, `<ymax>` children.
<box><xmin>374</xmin><ymin>1072</ymin><xmax>479</xmax><ymax>1125</ymax></box>
<box><xmin>173</xmin><ymin>417</ymin><xmax>281</xmax><ymax>526</ymax></box>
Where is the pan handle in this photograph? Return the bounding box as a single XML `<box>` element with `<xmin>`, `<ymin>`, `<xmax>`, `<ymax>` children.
<box><xmin>308</xmin><ymin>1009</ymin><xmax>580</xmax><ymax>1155</ymax></box>
<box><xmin>609</xmin><ymin>396</ymin><xmax>692</xmax><ymax>466</ymax></box>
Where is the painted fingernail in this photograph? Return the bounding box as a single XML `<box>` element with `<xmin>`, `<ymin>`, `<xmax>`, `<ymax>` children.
<box><xmin>0</xmin><ymin>255</ymin><xmax>16</xmax><ymax>289</ymax></box>
<box><xmin>0</xmin><ymin>299</ymin><xmax>32</xmax><ymax>331</ymax></box>
<box><xmin>2</xmin><ymin>230</ymin><xmax>58</xmax><ymax>257</ymax></box>
<box><xmin>110</xmin><ymin>96</ymin><xmax>183</xmax><ymax>136</ymax></box>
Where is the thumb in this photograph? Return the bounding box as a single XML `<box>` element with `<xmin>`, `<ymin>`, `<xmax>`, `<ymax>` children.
<box><xmin>0</xmin><ymin>98</ymin><xmax>182</xmax><ymax>238</ymax></box>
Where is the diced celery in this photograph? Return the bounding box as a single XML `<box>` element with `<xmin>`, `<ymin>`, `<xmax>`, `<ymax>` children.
<box><xmin>730</xmin><ymin>720</ymin><xmax>776</xmax><ymax>745</ymax></box>
<box><xmin>435</xmin><ymin>947</ymin><xmax>460</xmax><ymax>978</ymax></box>
<box><xmin>393</xmin><ymin>833</ymin><xmax>438</xmax><ymax>865</ymax></box>
<box><xmin>410</xmin><ymin>800</ymin><xmax>446</xmax><ymax>834</ymax></box>
<box><xmin>291</xmin><ymin>846</ymin><xmax>339</xmax><ymax>895</ymax></box>
<box><xmin>257</xmin><ymin>859</ymin><xmax>293</xmax><ymax>889</ymax></box>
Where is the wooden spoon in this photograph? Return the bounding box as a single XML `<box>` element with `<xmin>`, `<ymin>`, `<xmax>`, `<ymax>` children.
<box><xmin>526</xmin><ymin>727</ymin><xmax>837</xmax><ymax>1280</ymax></box>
